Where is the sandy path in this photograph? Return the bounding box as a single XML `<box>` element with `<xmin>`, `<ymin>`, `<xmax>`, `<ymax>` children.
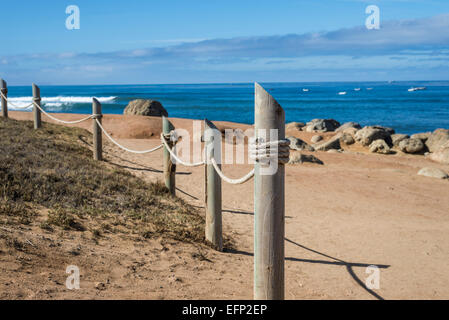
<box><xmin>7</xmin><ymin>111</ymin><xmax>449</xmax><ymax>299</ymax></box>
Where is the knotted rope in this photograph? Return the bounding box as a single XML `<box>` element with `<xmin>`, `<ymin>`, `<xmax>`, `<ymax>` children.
<box><xmin>249</xmin><ymin>139</ymin><xmax>290</xmax><ymax>164</ymax></box>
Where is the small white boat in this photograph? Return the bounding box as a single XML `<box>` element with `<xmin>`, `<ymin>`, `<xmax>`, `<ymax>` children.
<box><xmin>354</xmin><ymin>88</ymin><xmax>361</xmax><ymax>91</ymax></box>
<box><xmin>408</xmin><ymin>87</ymin><xmax>426</xmax><ymax>92</ymax></box>
<box><xmin>302</xmin><ymin>88</ymin><xmax>309</xmax><ymax>92</ymax></box>
<box><xmin>338</xmin><ymin>91</ymin><xmax>347</xmax><ymax>95</ymax></box>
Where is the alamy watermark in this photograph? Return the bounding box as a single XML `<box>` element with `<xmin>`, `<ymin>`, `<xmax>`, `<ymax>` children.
<box><xmin>66</xmin><ymin>265</ymin><xmax>80</xmax><ymax>289</ymax></box>
<box><xmin>365</xmin><ymin>265</ymin><xmax>380</xmax><ymax>290</ymax></box>
<box><xmin>66</xmin><ymin>5</ymin><xmax>80</xmax><ymax>30</ymax></box>
<box><xmin>365</xmin><ymin>5</ymin><xmax>380</xmax><ymax>30</ymax></box>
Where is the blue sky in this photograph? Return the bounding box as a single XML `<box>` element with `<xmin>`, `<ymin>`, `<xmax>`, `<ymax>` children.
<box><xmin>1</xmin><ymin>0</ymin><xmax>449</xmax><ymax>85</ymax></box>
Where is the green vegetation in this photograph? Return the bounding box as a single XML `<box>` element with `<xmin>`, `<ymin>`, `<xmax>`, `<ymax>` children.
<box><xmin>0</xmin><ymin>118</ymin><xmax>205</xmax><ymax>244</ymax></box>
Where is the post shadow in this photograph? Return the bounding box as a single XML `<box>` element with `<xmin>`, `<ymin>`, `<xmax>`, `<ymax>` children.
<box><xmin>226</xmin><ymin>237</ymin><xmax>390</xmax><ymax>300</ymax></box>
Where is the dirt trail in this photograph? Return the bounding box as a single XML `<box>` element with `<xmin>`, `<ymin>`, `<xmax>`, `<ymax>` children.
<box><xmin>3</xmin><ymin>113</ymin><xmax>449</xmax><ymax>299</ymax></box>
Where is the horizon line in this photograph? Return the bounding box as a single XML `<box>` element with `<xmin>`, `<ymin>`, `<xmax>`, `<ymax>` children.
<box><xmin>5</xmin><ymin>79</ymin><xmax>449</xmax><ymax>88</ymax></box>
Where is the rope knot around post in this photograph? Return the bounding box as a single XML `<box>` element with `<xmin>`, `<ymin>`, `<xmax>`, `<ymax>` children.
<box><xmin>32</xmin><ymin>97</ymin><xmax>41</xmax><ymax>103</ymax></box>
<box><xmin>0</xmin><ymin>88</ymin><xmax>7</xmax><ymax>94</ymax></box>
<box><xmin>91</xmin><ymin>114</ymin><xmax>103</xmax><ymax>120</ymax></box>
<box><xmin>249</xmin><ymin>138</ymin><xmax>290</xmax><ymax>164</ymax></box>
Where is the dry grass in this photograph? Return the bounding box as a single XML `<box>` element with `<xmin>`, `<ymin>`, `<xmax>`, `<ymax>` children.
<box><xmin>0</xmin><ymin>118</ymin><xmax>205</xmax><ymax>244</ymax></box>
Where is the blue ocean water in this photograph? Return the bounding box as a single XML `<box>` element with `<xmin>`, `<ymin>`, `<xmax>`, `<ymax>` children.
<box><xmin>6</xmin><ymin>81</ymin><xmax>449</xmax><ymax>135</ymax></box>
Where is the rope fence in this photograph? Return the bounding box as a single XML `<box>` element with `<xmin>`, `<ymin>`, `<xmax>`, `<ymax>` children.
<box><xmin>0</xmin><ymin>79</ymin><xmax>289</xmax><ymax>300</ymax></box>
<box><xmin>0</xmin><ymin>91</ymin><xmax>33</xmax><ymax>109</ymax></box>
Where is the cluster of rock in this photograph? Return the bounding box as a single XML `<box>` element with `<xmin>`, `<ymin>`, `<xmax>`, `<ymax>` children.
<box><xmin>286</xmin><ymin>118</ymin><xmax>449</xmax><ymax>167</ymax></box>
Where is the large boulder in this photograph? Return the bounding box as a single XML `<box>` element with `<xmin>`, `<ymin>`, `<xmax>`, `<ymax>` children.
<box><xmin>391</xmin><ymin>134</ymin><xmax>409</xmax><ymax>147</ymax></box>
<box><xmin>429</xmin><ymin>142</ymin><xmax>449</xmax><ymax>165</ymax></box>
<box><xmin>425</xmin><ymin>129</ymin><xmax>449</xmax><ymax>153</ymax></box>
<box><xmin>313</xmin><ymin>133</ymin><xmax>342</xmax><ymax>151</ymax></box>
<box><xmin>398</xmin><ymin>138</ymin><xmax>425</xmax><ymax>154</ymax></box>
<box><xmin>305</xmin><ymin>119</ymin><xmax>341</xmax><ymax>133</ymax></box>
<box><xmin>355</xmin><ymin>126</ymin><xmax>392</xmax><ymax>146</ymax></box>
<box><xmin>123</xmin><ymin>99</ymin><xmax>168</xmax><ymax>117</ymax></box>
<box><xmin>417</xmin><ymin>167</ymin><xmax>449</xmax><ymax>179</ymax></box>
<box><xmin>369</xmin><ymin>139</ymin><xmax>392</xmax><ymax>154</ymax></box>
<box><xmin>411</xmin><ymin>132</ymin><xmax>431</xmax><ymax>142</ymax></box>
<box><xmin>336</xmin><ymin>122</ymin><xmax>361</xmax><ymax>132</ymax></box>
<box><xmin>286</xmin><ymin>136</ymin><xmax>315</xmax><ymax>152</ymax></box>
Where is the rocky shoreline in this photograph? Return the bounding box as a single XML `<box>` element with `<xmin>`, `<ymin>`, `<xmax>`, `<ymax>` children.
<box><xmin>286</xmin><ymin>119</ymin><xmax>449</xmax><ymax>178</ymax></box>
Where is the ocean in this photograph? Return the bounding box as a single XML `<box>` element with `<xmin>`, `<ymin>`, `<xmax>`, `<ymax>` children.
<box><xmin>5</xmin><ymin>81</ymin><xmax>449</xmax><ymax>135</ymax></box>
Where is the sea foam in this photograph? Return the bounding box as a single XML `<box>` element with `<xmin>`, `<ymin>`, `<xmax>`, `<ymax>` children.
<box><xmin>6</xmin><ymin>96</ymin><xmax>117</xmax><ymax>110</ymax></box>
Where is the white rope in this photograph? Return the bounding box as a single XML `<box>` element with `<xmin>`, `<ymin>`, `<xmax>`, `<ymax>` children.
<box><xmin>210</xmin><ymin>156</ymin><xmax>255</xmax><ymax>185</ymax></box>
<box><xmin>207</xmin><ymin>138</ymin><xmax>290</xmax><ymax>185</ymax></box>
<box><xmin>160</xmin><ymin>133</ymin><xmax>205</xmax><ymax>167</ymax></box>
<box><xmin>33</xmin><ymin>101</ymin><xmax>94</xmax><ymax>124</ymax></box>
<box><xmin>96</xmin><ymin>119</ymin><xmax>163</xmax><ymax>154</ymax></box>
<box><xmin>0</xmin><ymin>91</ymin><xmax>33</xmax><ymax>109</ymax></box>
<box><xmin>249</xmin><ymin>139</ymin><xmax>291</xmax><ymax>164</ymax></box>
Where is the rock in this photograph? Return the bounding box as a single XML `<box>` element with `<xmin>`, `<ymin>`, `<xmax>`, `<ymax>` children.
<box><xmin>339</xmin><ymin>133</ymin><xmax>355</xmax><ymax>145</ymax></box>
<box><xmin>369</xmin><ymin>139</ymin><xmax>392</xmax><ymax>154</ymax></box>
<box><xmin>336</xmin><ymin>122</ymin><xmax>361</xmax><ymax>132</ymax></box>
<box><xmin>417</xmin><ymin>167</ymin><xmax>449</xmax><ymax>179</ymax></box>
<box><xmin>411</xmin><ymin>132</ymin><xmax>431</xmax><ymax>142</ymax></box>
<box><xmin>288</xmin><ymin>152</ymin><xmax>324</xmax><ymax>165</ymax></box>
<box><xmin>286</xmin><ymin>122</ymin><xmax>306</xmax><ymax>132</ymax></box>
<box><xmin>391</xmin><ymin>134</ymin><xmax>410</xmax><ymax>147</ymax></box>
<box><xmin>95</xmin><ymin>282</ymin><xmax>106</xmax><ymax>290</ymax></box>
<box><xmin>429</xmin><ymin>142</ymin><xmax>449</xmax><ymax>165</ymax></box>
<box><xmin>305</xmin><ymin>119</ymin><xmax>341</xmax><ymax>132</ymax></box>
<box><xmin>311</xmin><ymin>135</ymin><xmax>323</xmax><ymax>143</ymax></box>
<box><xmin>398</xmin><ymin>138</ymin><xmax>425</xmax><ymax>154</ymax></box>
<box><xmin>425</xmin><ymin>129</ymin><xmax>449</xmax><ymax>153</ymax></box>
<box><xmin>343</xmin><ymin>127</ymin><xmax>359</xmax><ymax>137</ymax></box>
<box><xmin>286</xmin><ymin>136</ymin><xmax>315</xmax><ymax>152</ymax></box>
<box><xmin>371</xmin><ymin>125</ymin><xmax>395</xmax><ymax>135</ymax></box>
<box><xmin>355</xmin><ymin>126</ymin><xmax>392</xmax><ymax>146</ymax></box>
<box><xmin>314</xmin><ymin>133</ymin><xmax>342</xmax><ymax>151</ymax></box>
<box><xmin>123</xmin><ymin>99</ymin><xmax>168</xmax><ymax>117</ymax></box>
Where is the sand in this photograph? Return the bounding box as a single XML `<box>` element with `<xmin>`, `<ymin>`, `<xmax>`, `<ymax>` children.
<box><xmin>2</xmin><ymin>111</ymin><xmax>449</xmax><ymax>300</ymax></box>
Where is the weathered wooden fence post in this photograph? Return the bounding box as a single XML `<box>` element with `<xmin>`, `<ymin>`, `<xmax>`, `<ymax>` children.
<box><xmin>92</xmin><ymin>98</ymin><xmax>103</xmax><ymax>161</ymax></box>
<box><xmin>162</xmin><ymin>116</ymin><xmax>176</xmax><ymax>195</ymax></box>
<box><xmin>254</xmin><ymin>82</ymin><xmax>285</xmax><ymax>300</ymax></box>
<box><xmin>204</xmin><ymin>119</ymin><xmax>223</xmax><ymax>251</ymax></box>
<box><xmin>32</xmin><ymin>83</ymin><xmax>42</xmax><ymax>129</ymax></box>
<box><xmin>1</xmin><ymin>79</ymin><xmax>8</xmax><ymax>118</ymax></box>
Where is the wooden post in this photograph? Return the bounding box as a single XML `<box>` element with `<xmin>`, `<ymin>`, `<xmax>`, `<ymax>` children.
<box><xmin>254</xmin><ymin>82</ymin><xmax>285</xmax><ymax>300</ymax></box>
<box><xmin>162</xmin><ymin>116</ymin><xmax>176</xmax><ymax>195</ymax></box>
<box><xmin>1</xmin><ymin>79</ymin><xmax>7</xmax><ymax>118</ymax></box>
<box><xmin>204</xmin><ymin>119</ymin><xmax>223</xmax><ymax>251</ymax></box>
<box><xmin>32</xmin><ymin>83</ymin><xmax>42</xmax><ymax>129</ymax></box>
<box><xmin>92</xmin><ymin>98</ymin><xmax>103</xmax><ymax>161</ymax></box>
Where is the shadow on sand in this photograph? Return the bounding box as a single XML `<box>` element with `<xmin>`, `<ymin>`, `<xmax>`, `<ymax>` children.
<box><xmin>226</xmin><ymin>238</ymin><xmax>389</xmax><ymax>300</ymax></box>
